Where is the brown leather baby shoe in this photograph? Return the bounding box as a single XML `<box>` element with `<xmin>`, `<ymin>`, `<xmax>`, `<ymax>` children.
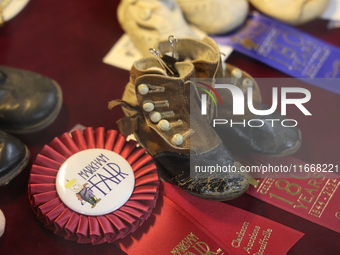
<box><xmin>110</xmin><ymin>58</ymin><xmax>249</xmax><ymax>201</ymax></box>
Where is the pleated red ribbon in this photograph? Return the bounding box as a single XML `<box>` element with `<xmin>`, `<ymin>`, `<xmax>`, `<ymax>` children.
<box><xmin>28</xmin><ymin>127</ymin><xmax>159</xmax><ymax>244</ymax></box>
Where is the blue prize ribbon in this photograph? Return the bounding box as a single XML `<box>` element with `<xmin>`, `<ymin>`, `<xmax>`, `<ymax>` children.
<box><xmin>211</xmin><ymin>12</ymin><xmax>340</xmax><ymax>95</ymax></box>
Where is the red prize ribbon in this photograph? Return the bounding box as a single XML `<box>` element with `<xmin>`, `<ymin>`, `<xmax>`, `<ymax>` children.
<box><xmin>28</xmin><ymin>127</ymin><xmax>159</xmax><ymax>244</ymax></box>
<box><xmin>246</xmin><ymin>155</ymin><xmax>340</xmax><ymax>234</ymax></box>
<box><xmin>117</xmin><ymin>182</ymin><xmax>304</xmax><ymax>255</ymax></box>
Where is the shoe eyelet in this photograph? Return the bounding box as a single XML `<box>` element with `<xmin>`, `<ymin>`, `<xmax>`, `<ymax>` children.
<box><xmin>138</xmin><ymin>84</ymin><xmax>149</xmax><ymax>95</ymax></box>
<box><xmin>231</xmin><ymin>68</ymin><xmax>242</xmax><ymax>79</ymax></box>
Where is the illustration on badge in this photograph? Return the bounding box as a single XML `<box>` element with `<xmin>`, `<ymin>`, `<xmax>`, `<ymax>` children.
<box><xmin>65</xmin><ymin>179</ymin><xmax>101</xmax><ymax>208</ymax></box>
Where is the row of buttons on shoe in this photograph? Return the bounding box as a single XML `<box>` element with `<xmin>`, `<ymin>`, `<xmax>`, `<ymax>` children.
<box><xmin>138</xmin><ymin>83</ymin><xmax>187</xmax><ymax>147</ymax></box>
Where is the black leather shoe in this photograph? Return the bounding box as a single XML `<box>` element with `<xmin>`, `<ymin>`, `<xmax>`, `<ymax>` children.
<box><xmin>0</xmin><ymin>66</ymin><xmax>63</xmax><ymax>133</ymax></box>
<box><xmin>0</xmin><ymin>130</ymin><xmax>29</xmax><ymax>186</ymax></box>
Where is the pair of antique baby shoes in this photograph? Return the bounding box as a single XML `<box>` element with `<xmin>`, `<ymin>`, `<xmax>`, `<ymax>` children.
<box><xmin>110</xmin><ymin>36</ymin><xmax>301</xmax><ymax>201</ymax></box>
<box><xmin>117</xmin><ymin>0</ymin><xmax>248</xmax><ymax>56</ymax></box>
<box><xmin>117</xmin><ymin>0</ymin><xmax>330</xmax><ymax>57</ymax></box>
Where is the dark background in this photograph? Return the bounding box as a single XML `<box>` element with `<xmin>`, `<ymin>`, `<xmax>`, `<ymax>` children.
<box><xmin>0</xmin><ymin>1</ymin><xmax>339</xmax><ymax>254</ymax></box>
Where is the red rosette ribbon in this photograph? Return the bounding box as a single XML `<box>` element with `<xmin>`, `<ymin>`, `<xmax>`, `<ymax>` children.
<box><xmin>28</xmin><ymin>127</ymin><xmax>159</xmax><ymax>244</ymax></box>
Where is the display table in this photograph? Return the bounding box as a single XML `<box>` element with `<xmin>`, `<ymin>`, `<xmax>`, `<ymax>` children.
<box><xmin>0</xmin><ymin>1</ymin><xmax>339</xmax><ymax>254</ymax></box>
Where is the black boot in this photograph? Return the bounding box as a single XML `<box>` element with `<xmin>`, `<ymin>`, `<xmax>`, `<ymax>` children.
<box><xmin>0</xmin><ymin>66</ymin><xmax>63</xmax><ymax>133</ymax></box>
<box><xmin>0</xmin><ymin>130</ymin><xmax>29</xmax><ymax>186</ymax></box>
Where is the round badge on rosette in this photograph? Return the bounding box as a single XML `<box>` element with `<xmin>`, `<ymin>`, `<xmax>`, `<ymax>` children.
<box><xmin>28</xmin><ymin>127</ymin><xmax>159</xmax><ymax>244</ymax></box>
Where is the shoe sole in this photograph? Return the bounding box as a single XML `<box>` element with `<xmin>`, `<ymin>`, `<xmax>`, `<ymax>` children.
<box><xmin>1</xmin><ymin>80</ymin><xmax>63</xmax><ymax>134</ymax></box>
<box><xmin>154</xmin><ymin>156</ymin><xmax>249</xmax><ymax>201</ymax></box>
<box><xmin>0</xmin><ymin>145</ymin><xmax>30</xmax><ymax>186</ymax></box>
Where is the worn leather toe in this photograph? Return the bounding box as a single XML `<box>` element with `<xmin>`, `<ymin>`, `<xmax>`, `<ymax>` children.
<box><xmin>153</xmin><ymin>141</ymin><xmax>249</xmax><ymax>201</ymax></box>
<box><xmin>0</xmin><ymin>66</ymin><xmax>62</xmax><ymax>133</ymax></box>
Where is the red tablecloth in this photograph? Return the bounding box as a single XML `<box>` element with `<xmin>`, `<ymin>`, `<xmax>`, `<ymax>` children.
<box><xmin>0</xmin><ymin>1</ymin><xmax>339</xmax><ymax>254</ymax></box>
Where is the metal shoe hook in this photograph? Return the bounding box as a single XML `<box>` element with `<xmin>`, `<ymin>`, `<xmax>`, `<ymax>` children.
<box><xmin>168</xmin><ymin>35</ymin><xmax>178</xmax><ymax>60</ymax></box>
<box><xmin>149</xmin><ymin>48</ymin><xmax>175</xmax><ymax>76</ymax></box>
<box><xmin>149</xmin><ymin>48</ymin><xmax>161</xmax><ymax>58</ymax></box>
